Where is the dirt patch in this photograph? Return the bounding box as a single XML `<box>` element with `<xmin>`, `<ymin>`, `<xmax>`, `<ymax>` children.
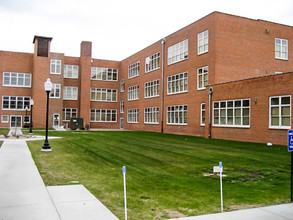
<box><xmin>229</xmin><ymin>204</ymin><xmax>264</xmax><ymax>211</ymax></box>
<box><xmin>155</xmin><ymin>209</ymin><xmax>186</xmax><ymax>219</ymax></box>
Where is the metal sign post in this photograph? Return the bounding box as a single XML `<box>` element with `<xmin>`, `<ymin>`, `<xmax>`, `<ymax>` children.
<box><xmin>288</xmin><ymin>130</ymin><xmax>293</xmax><ymax>202</ymax></box>
<box><xmin>122</xmin><ymin>166</ymin><xmax>127</xmax><ymax>220</ymax></box>
<box><xmin>219</xmin><ymin>162</ymin><xmax>223</xmax><ymax>212</ymax></box>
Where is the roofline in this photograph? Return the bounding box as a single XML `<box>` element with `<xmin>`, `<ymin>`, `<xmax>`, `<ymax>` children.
<box><xmin>33</xmin><ymin>35</ymin><xmax>53</xmax><ymax>43</ymax></box>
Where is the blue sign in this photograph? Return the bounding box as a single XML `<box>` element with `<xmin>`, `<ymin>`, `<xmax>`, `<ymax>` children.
<box><xmin>122</xmin><ymin>166</ymin><xmax>126</xmax><ymax>174</ymax></box>
<box><xmin>288</xmin><ymin>130</ymin><xmax>293</xmax><ymax>152</ymax></box>
<box><xmin>219</xmin><ymin>162</ymin><xmax>222</xmax><ymax>168</ymax></box>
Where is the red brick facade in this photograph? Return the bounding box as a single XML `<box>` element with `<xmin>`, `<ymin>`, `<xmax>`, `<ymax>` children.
<box><xmin>0</xmin><ymin>12</ymin><xmax>292</xmax><ymax>145</ymax></box>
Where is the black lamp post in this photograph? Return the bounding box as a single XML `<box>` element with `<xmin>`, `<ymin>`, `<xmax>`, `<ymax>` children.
<box><xmin>41</xmin><ymin>78</ymin><xmax>53</xmax><ymax>152</ymax></box>
<box><xmin>29</xmin><ymin>99</ymin><xmax>34</xmax><ymax>134</ymax></box>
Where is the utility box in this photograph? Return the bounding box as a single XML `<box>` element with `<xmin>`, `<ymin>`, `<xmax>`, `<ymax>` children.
<box><xmin>70</xmin><ymin>118</ymin><xmax>84</xmax><ymax>130</ymax></box>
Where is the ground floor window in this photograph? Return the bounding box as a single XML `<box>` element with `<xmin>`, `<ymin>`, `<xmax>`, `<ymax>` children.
<box><xmin>90</xmin><ymin>109</ymin><xmax>117</xmax><ymax>122</ymax></box>
<box><xmin>167</xmin><ymin>105</ymin><xmax>187</xmax><ymax>125</ymax></box>
<box><xmin>128</xmin><ymin>109</ymin><xmax>139</xmax><ymax>123</ymax></box>
<box><xmin>269</xmin><ymin>95</ymin><xmax>291</xmax><ymax>129</ymax></box>
<box><xmin>63</xmin><ymin>108</ymin><xmax>78</xmax><ymax>121</ymax></box>
<box><xmin>213</xmin><ymin>99</ymin><xmax>250</xmax><ymax>127</ymax></box>
<box><xmin>144</xmin><ymin>107</ymin><xmax>159</xmax><ymax>124</ymax></box>
<box><xmin>1</xmin><ymin>115</ymin><xmax>9</xmax><ymax>123</ymax></box>
<box><xmin>201</xmin><ymin>103</ymin><xmax>206</xmax><ymax>126</ymax></box>
<box><xmin>24</xmin><ymin>116</ymin><xmax>30</xmax><ymax>123</ymax></box>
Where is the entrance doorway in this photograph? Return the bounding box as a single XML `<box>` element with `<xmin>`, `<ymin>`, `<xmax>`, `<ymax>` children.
<box><xmin>53</xmin><ymin>113</ymin><xmax>60</xmax><ymax>127</ymax></box>
<box><xmin>120</xmin><ymin>118</ymin><xmax>124</xmax><ymax>129</ymax></box>
<box><xmin>10</xmin><ymin>116</ymin><xmax>22</xmax><ymax>128</ymax></box>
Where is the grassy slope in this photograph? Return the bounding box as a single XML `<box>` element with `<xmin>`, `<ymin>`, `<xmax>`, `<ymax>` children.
<box><xmin>27</xmin><ymin>131</ymin><xmax>290</xmax><ymax>219</ymax></box>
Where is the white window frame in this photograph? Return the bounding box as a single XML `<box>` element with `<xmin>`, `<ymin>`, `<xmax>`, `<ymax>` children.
<box><xmin>3</xmin><ymin>72</ymin><xmax>32</xmax><ymax>88</ymax></box>
<box><xmin>128</xmin><ymin>62</ymin><xmax>140</xmax><ymax>79</ymax></box>
<box><xmin>145</xmin><ymin>52</ymin><xmax>160</xmax><ymax>73</ymax></box>
<box><xmin>167</xmin><ymin>72</ymin><xmax>188</xmax><ymax>95</ymax></box>
<box><xmin>63</xmin><ymin>86</ymin><xmax>78</xmax><ymax>100</ymax></box>
<box><xmin>167</xmin><ymin>105</ymin><xmax>187</xmax><ymax>125</ymax></box>
<box><xmin>198</xmin><ymin>30</ymin><xmax>209</xmax><ymax>55</ymax></box>
<box><xmin>90</xmin><ymin>88</ymin><xmax>117</xmax><ymax>102</ymax></box>
<box><xmin>167</xmin><ymin>39</ymin><xmax>188</xmax><ymax>65</ymax></box>
<box><xmin>145</xmin><ymin>79</ymin><xmax>160</xmax><ymax>98</ymax></box>
<box><xmin>269</xmin><ymin>95</ymin><xmax>291</xmax><ymax>129</ymax></box>
<box><xmin>213</xmin><ymin>99</ymin><xmax>250</xmax><ymax>128</ymax></box>
<box><xmin>121</xmin><ymin>79</ymin><xmax>125</xmax><ymax>92</ymax></box>
<box><xmin>127</xmin><ymin>108</ymin><xmax>139</xmax><ymax>123</ymax></box>
<box><xmin>50</xmin><ymin>59</ymin><xmax>62</xmax><ymax>74</ymax></box>
<box><xmin>201</xmin><ymin>103</ymin><xmax>206</xmax><ymax>126</ymax></box>
<box><xmin>1</xmin><ymin>115</ymin><xmax>9</xmax><ymax>123</ymax></box>
<box><xmin>120</xmin><ymin>100</ymin><xmax>124</xmax><ymax>113</ymax></box>
<box><xmin>64</xmin><ymin>65</ymin><xmax>79</xmax><ymax>78</ymax></box>
<box><xmin>50</xmin><ymin>84</ymin><xmax>61</xmax><ymax>98</ymax></box>
<box><xmin>128</xmin><ymin>85</ymin><xmax>139</xmax><ymax>101</ymax></box>
<box><xmin>24</xmin><ymin>115</ymin><xmax>30</xmax><ymax>124</ymax></box>
<box><xmin>2</xmin><ymin>96</ymin><xmax>31</xmax><ymax>110</ymax></box>
<box><xmin>90</xmin><ymin>109</ymin><xmax>117</xmax><ymax>122</ymax></box>
<box><xmin>91</xmin><ymin>67</ymin><xmax>118</xmax><ymax>81</ymax></box>
<box><xmin>275</xmin><ymin>38</ymin><xmax>288</xmax><ymax>60</ymax></box>
<box><xmin>63</xmin><ymin>108</ymin><xmax>78</xmax><ymax>121</ymax></box>
<box><xmin>197</xmin><ymin>66</ymin><xmax>208</xmax><ymax>90</ymax></box>
<box><xmin>144</xmin><ymin>107</ymin><xmax>159</xmax><ymax>124</ymax></box>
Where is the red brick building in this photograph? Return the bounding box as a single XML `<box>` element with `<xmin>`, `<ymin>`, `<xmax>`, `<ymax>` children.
<box><xmin>0</xmin><ymin>12</ymin><xmax>292</xmax><ymax>145</ymax></box>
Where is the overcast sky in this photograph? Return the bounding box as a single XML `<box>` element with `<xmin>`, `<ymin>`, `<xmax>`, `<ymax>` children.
<box><xmin>0</xmin><ymin>0</ymin><xmax>292</xmax><ymax>61</ymax></box>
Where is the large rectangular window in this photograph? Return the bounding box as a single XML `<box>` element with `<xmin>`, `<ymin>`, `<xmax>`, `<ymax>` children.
<box><xmin>145</xmin><ymin>80</ymin><xmax>160</xmax><ymax>98</ymax></box>
<box><xmin>197</xmin><ymin>66</ymin><xmax>208</xmax><ymax>90</ymax></box>
<box><xmin>50</xmin><ymin>59</ymin><xmax>62</xmax><ymax>74</ymax></box>
<box><xmin>167</xmin><ymin>72</ymin><xmax>188</xmax><ymax>94</ymax></box>
<box><xmin>167</xmin><ymin>105</ymin><xmax>187</xmax><ymax>125</ymax></box>
<box><xmin>91</xmin><ymin>67</ymin><xmax>118</xmax><ymax>81</ymax></box>
<box><xmin>3</xmin><ymin>72</ymin><xmax>31</xmax><ymax>87</ymax></box>
<box><xmin>63</xmin><ymin>108</ymin><xmax>77</xmax><ymax>121</ymax></box>
<box><xmin>201</xmin><ymin>103</ymin><xmax>206</xmax><ymax>126</ymax></box>
<box><xmin>127</xmin><ymin>109</ymin><xmax>139</xmax><ymax>123</ymax></box>
<box><xmin>64</xmin><ymin>65</ymin><xmax>79</xmax><ymax>78</ymax></box>
<box><xmin>144</xmin><ymin>107</ymin><xmax>159</xmax><ymax>124</ymax></box>
<box><xmin>128</xmin><ymin>85</ymin><xmax>139</xmax><ymax>101</ymax></box>
<box><xmin>198</xmin><ymin>30</ymin><xmax>209</xmax><ymax>55</ymax></box>
<box><xmin>90</xmin><ymin>109</ymin><xmax>117</xmax><ymax>122</ymax></box>
<box><xmin>145</xmin><ymin>52</ymin><xmax>160</xmax><ymax>73</ymax></box>
<box><xmin>63</xmin><ymin>86</ymin><xmax>78</xmax><ymax>100</ymax></box>
<box><xmin>90</xmin><ymin>88</ymin><xmax>117</xmax><ymax>102</ymax></box>
<box><xmin>213</xmin><ymin>99</ymin><xmax>250</xmax><ymax>127</ymax></box>
<box><xmin>270</xmin><ymin>95</ymin><xmax>291</xmax><ymax>129</ymax></box>
<box><xmin>128</xmin><ymin>62</ymin><xmax>140</xmax><ymax>79</ymax></box>
<box><xmin>168</xmin><ymin>39</ymin><xmax>188</xmax><ymax>65</ymax></box>
<box><xmin>275</xmin><ymin>38</ymin><xmax>288</xmax><ymax>60</ymax></box>
<box><xmin>2</xmin><ymin>96</ymin><xmax>30</xmax><ymax>110</ymax></box>
<box><xmin>50</xmin><ymin>84</ymin><xmax>61</xmax><ymax>98</ymax></box>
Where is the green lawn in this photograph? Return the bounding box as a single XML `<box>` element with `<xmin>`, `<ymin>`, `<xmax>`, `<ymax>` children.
<box><xmin>26</xmin><ymin>130</ymin><xmax>290</xmax><ymax>219</ymax></box>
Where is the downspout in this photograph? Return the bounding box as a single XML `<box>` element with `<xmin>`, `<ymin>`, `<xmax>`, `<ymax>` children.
<box><xmin>208</xmin><ymin>87</ymin><xmax>213</xmax><ymax>138</ymax></box>
<box><xmin>161</xmin><ymin>38</ymin><xmax>166</xmax><ymax>133</ymax></box>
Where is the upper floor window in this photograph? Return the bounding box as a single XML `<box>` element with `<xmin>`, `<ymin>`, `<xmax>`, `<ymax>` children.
<box><xmin>91</xmin><ymin>67</ymin><xmax>118</xmax><ymax>81</ymax></box>
<box><xmin>270</xmin><ymin>95</ymin><xmax>291</xmax><ymax>129</ymax></box>
<box><xmin>2</xmin><ymin>96</ymin><xmax>30</xmax><ymax>110</ymax></box>
<box><xmin>197</xmin><ymin>66</ymin><xmax>208</xmax><ymax>90</ymax></box>
<box><xmin>198</xmin><ymin>30</ymin><xmax>209</xmax><ymax>55</ymax></box>
<box><xmin>128</xmin><ymin>62</ymin><xmax>140</xmax><ymax>79</ymax></box>
<box><xmin>90</xmin><ymin>88</ymin><xmax>117</xmax><ymax>102</ymax></box>
<box><xmin>145</xmin><ymin>52</ymin><xmax>160</xmax><ymax>73</ymax></box>
<box><xmin>63</xmin><ymin>86</ymin><xmax>78</xmax><ymax>100</ymax></box>
<box><xmin>168</xmin><ymin>39</ymin><xmax>188</xmax><ymax>65</ymax></box>
<box><xmin>275</xmin><ymin>38</ymin><xmax>288</xmax><ymax>60</ymax></box>
<box><xmin>64</xmin><ymin>65</ymin><xmax>79</xmax><ymax>78</ymax></box>
<box><xmin>3</xmin><ymin>72</ymin><xmax>31</xmax><ymax>87</ymax></box>
<box><xmin>128</xmin><ymin>85</ymin><xmax>139</xmax><ymax>101</ymax></box>
<box><xmin>145</xmin><ymin>80</ymin><xmax>160</xmax><ymax>98</ymax></box>
<box><xmin>50</xmin><ymin>84</ymin><xmax>61</xmax><ymax>98</ymax></box>
<box><xmin>50</xmin><ymin>59</ymin><xmax>61</xmax><ymax>74</ymax></box>
<box><xmin>167</xmin><ymin>72</ymin><xmax>188</xmax><ymax>95</ymax></box>
<box><xmin>121</xmin><ymin>79</ymin><xmax>125</xmax><ymax>92</ymax></box>
<box><xmin>120</xmin><ymin>100</ymin><xmax>124</xmax><ymax>113</ymax></box>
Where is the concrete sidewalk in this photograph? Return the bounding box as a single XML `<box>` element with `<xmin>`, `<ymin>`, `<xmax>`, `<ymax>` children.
<box><xmin>0</xmin><ymin>139</ymin><xmax>118</xmax><ymax>220</ymax></box>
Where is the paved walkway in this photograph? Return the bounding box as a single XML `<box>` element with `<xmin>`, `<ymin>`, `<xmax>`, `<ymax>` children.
<box><xmin>0</xmin><ymin>138</ymin><xmax>118</xmax><ymax>220</ymax></box>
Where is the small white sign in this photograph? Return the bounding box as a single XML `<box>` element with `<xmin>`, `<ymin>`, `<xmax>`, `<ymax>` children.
<box><xmin>213</xmin><ymin>166</ymin><xmax>223</xmax><ymax>173</ymax></box>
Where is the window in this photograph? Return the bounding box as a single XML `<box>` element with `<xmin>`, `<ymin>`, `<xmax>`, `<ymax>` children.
<box><xmin>198</xmin><ymin>30</ymin><xmax>209</xmax><ymax>55</ymax></box>
<box><xmin>3</xmin><ymin>72</ymin><xmax>31</xmax><ymax>87</ymax></box>
<box><xmin>144</xmin><ymin>107</ymin><xmax>159</xmax><ymax>124</ymax></box>
<box><xmin>275</xmin><ymin>38</ymin><xmax>288</xmax><ymax>60</ymax></box>
<box><xmin>127</xmin><ymin>109</ymin><xmax>139</xmax><ymax>123</ymax></box>
<box><xmin>197</xmin><ymin>66</ymin><xmax>208</xmax><ymax>90</ymax></box>
<box><xmin>145</xmin><ymin>52</ymin><xmax>160</xmax><ymax>73</ymax></box>
<box><xmin>145</xmin><ymin>80</ymin><xmax>160</xmax><ymax>98</ymax></box>
<box><xmin>121</xmin><ymin>79</ymin><xmax>125</xmax><ymax>92</ymax></box>
<box><xmin>2</xmin><ymin>96</ymin><xmax>30</xmax><ymax>110</ymax></box>
<box><xmin>90</xmin><ymin>109</ymin><xmax>117</xmax><ymax>122</ymax></box>
<box><xmin>64</xmin><ymin>65</ymin><xmax>79</xmax><ymax>78</ymax></box>
<box><xmin>50</xmin><ymin>84</ymin><xmax>61</xmax><ymax>98</ymax></box>
<box><xmin>269</xmin><ymin>95</ymin><xmax>291</xmax><ymax>129</ymax></box>
<box><xmin>128</xmin><ymin>62</ymin><xmax>140</xmax><ymax>78</ymax></box>
<box><xmin>167</xmin><ymin>72</ymin><xmax>188</xmax><ymax>94</ymax></box>
<box><xmin>1</xmin><ymin>115</ymin><xmax>9</xmax><ymax>123</ymax></box>
<box><xmin>63</xmin><ymin>86</ymin><xmax>78</xmax><ymax>100</ymax></box>
<box><xmin>167</xmin><ymin>105</ymin><xmax>187</xmax><ymax>125</ymax></box>
<box><xmin>24</xmin><ymin>116</ymin><xmax>30</xmax><ymax>123</ymax></box>
<box><xmin>120</xmin><ymin>100</ymin><xmax>124</xmax><ymax>113</ymax></box>
<box><xmin>90</xmin><ymin>88</ymin><xmax>117</xmax><ymax>102</ymax></box>
<box><xmin>201</xmin><ymin>103</ymin><xmax>206</xmax><ymax>126</ymax></box>
<box><xmin>50</xmin><ymin>59</ymin><xmax>61</xmax><ymax>74</ymax></box>
<box><xmin>91</xmin><ymin>67</ymin><xmax>118</xmax><ymax>81</ymax></box>
<box><xmin>128</xmin><ymin>85</ymin><xmax>139</xmax><ymax>101</ymax></box>
<box><xmin>213</xmin><ymin>99</ymin><xmax>250</xmax><ymax>127</ymax></box>
<box><xmin>168</xmin><ymin>39</ymin><xmax>188</xmax><ymax>65</ymax></box>
<box><xmin>63</xmin><ymin>108</ymin><xmax>77</xmax><ymax>121</ymax></box>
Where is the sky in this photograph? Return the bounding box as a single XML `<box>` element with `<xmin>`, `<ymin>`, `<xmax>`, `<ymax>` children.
<box><xmin>0</xmin><ymin>0</ymin><xmax>293</xmax><ymax>61</ymax></box>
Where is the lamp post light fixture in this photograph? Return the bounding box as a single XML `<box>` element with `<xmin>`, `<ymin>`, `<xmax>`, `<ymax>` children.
<box><xmin>41</xmin><ymin>78</ymin><xmax>53</xmax><ymax>152</ymax></box>
<box><xmin>29</xmin><ymin>98</ymin><xmax>34</xmax><ymax>134</ymax></box>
